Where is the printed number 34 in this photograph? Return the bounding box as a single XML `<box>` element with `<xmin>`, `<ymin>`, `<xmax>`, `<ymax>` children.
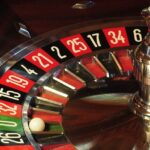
<box><xmin>108</xmin><ymin>30</ymin><xmax>125</xmax><ymax>44</ymax></box>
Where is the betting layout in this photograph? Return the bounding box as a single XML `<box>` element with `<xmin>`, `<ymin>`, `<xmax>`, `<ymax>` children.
<box><xmin>0</xmin><ymin>24</ymin><xmax>147</xmax><ymax>150</ymax></box>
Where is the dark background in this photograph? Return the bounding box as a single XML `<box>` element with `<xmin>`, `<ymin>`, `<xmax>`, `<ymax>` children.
<box><xmin>0</xmin><ymin>0</ymin><xmax>149</xmax><ymax>54</ymax></box>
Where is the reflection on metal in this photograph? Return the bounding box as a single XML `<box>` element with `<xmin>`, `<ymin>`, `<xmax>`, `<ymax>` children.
<box><xmin>129</xmin><ymin>7</ymin><xmax>150</xmax><ymax>150</ymax></box>
<box><xmin>110</xmin><ymin>52</ymin><xmax>123</xmax><ymax>75</ymax></box>
<box><xmin>64</xmin><ymin>68</ymin><xmax>86</xmax><ymax>86</ymax></box>
<box><xmin>131</xmin><ymin>6</ymin><xmax>150</xmax><ymax>127</ymax></box>
<box><xmin>42</xmin><ymin>86</ymin><xmax>69</xmax><ymax>98</ymax></box>
<box><xmin>15</xmin><ymin>22</ymin><xmax>32</xmax><ymax>38</ymax></box>
<box><xmin>35</xmin><ymin>96</ymin><xmax>63</xmax><ymax>108</ymax></box>
<box><xmin>141</xmin><ymin>6</ymin><xmax>150</xmax><ymax>29</ymax></box>
<box><xmin>53</xmin><ymin>76</ymin><xmax>76</xmax><ymax>90</ymax></box>
<box><xmin>34</xmin><ymin>96</ymin><xmax>63</xmax><ymax>114</ymax></box>
<box><xmin>72</xmin><ymin>0</ymin><xmax>95</xmax><ymax>10</ymax></box>
<box><xmin>130</xmin><ymin>93</ymin><xmax>150</xmax><ymax>121</ymax></box>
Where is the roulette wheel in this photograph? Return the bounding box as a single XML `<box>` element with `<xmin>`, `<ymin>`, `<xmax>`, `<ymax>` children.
<box><xmin>0</xmin><ymin>1</ymin><xmax>150</xmax><ymax>150</ymax></box>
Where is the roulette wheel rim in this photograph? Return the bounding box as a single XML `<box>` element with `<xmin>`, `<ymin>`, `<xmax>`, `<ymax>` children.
<box><xmin>0</xmin><ymin>15</ymin><xmax>149</xmax><ymax>150</ymax></box>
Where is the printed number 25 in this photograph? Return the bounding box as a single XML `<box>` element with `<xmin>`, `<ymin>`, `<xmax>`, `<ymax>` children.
<box><xmin>67</xmin><ymin>38</ymin><xmax>87</xmax><ymax>53</ymax></box>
